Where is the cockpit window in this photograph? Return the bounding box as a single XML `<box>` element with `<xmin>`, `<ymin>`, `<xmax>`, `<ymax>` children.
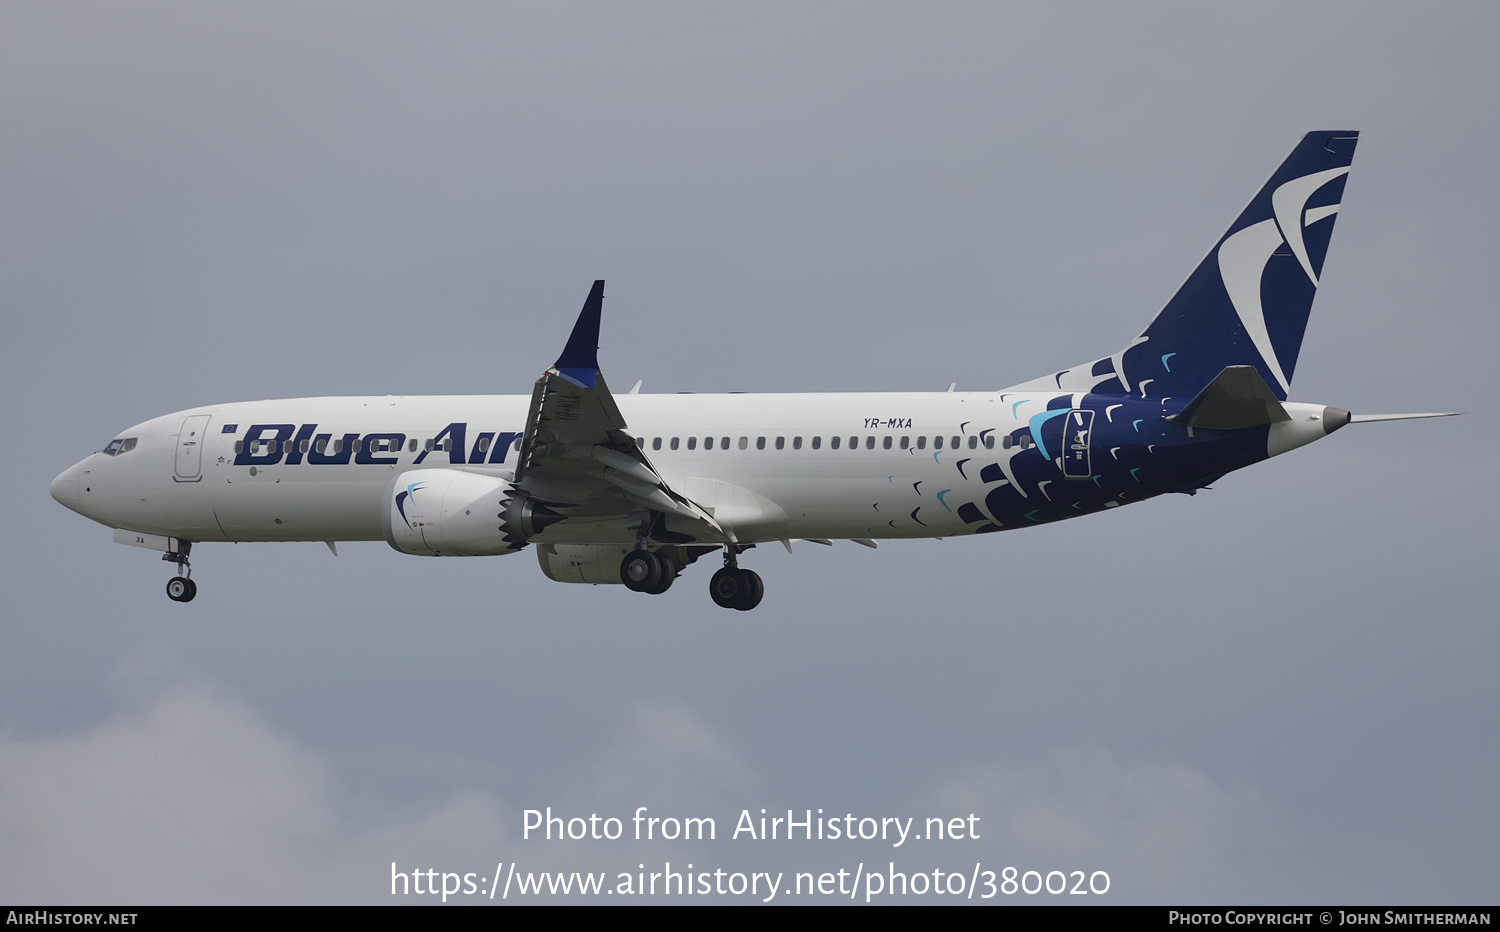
<box><xmin>102</xmin><ymin>438</ymin><xmax>138</xmax><ymax>456</ymax></box>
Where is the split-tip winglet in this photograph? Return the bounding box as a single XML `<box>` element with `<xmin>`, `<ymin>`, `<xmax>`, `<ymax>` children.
<box><xmin>553</xmin><ymin>280</ymin><xmax>606</xmax><ymax>386</ymax></box>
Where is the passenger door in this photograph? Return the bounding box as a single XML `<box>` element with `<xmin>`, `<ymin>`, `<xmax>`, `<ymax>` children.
<box><xmin>174</xmin><ymin>415</ymin><xmax>212</xmax><ymax>481</ymax></box>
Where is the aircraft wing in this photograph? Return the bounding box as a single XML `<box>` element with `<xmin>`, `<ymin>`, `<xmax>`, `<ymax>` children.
<box><xmin>513</xmin><ymin>281</ymin><xmax>726</xmax><ymax>540</ymax></box>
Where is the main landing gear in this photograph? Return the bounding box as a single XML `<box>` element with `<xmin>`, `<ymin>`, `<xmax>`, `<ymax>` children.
<box><xmin>617</xmin><ymin>544</ymin><xmax>765</xmax><ymax>610</ymax></box>
<box><xmin>620</xmin><ymin>549</ymin><xmax>675</xmax><ymax>595</ymax></box>
<box><xmin>164</xmin><ymin>541</ymin><xmax>196</xmax><ymax>603</ymax></box>
<box><xmin>709</xmin><ymin>547</ymin><xmax>763</xmax><ymax>612</ymax></box>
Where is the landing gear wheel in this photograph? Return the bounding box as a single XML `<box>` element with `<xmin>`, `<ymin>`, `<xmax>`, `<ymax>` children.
<box><xmin>166</xmin><ymin>577</ymin><xmax>195</xmax><ymax>602</ymax></box>
<box><xmin>709</xmin><ymin>567</ymin><xmax>742</xmax><ymax>609</ymax></box>
<box><xmin>621</xmin><ymin>551</ymin><xmax>663</xmax><ymax>592</ymax></box>
<box><xmin>737</xmin><ymin>570</ymin><xmax>763</xmax><ymax>611</ymax></box>
<box><xmin>643</xmin><ymin>563</ymin><xmax>675</xmax><ymax>595</ymax></box>
<box><xmin>710</xmin><ymin>567</ymin><xmax>763</xmax><ymax>611</ymax></box>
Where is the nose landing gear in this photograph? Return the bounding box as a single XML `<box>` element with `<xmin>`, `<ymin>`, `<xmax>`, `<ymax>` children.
<box><xmin>163</xmin><ymin>542</ymin><xmax>197</xmax><ymax>602</ymax></box>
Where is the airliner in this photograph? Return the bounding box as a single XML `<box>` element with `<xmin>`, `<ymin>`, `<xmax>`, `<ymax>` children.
<box><xmin>50</xmin><ymin>131</ymin><xmax>1455</xmax><ymax>610</ymax></box>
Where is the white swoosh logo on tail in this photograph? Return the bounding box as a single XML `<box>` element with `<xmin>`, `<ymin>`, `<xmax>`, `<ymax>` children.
<box><xmin>1272</xmin><ymin>166</ymin><xmax>1350</xmax><ymax>286</ymax></box>
<box><xmin>1218</xmin><ymin>218</ymin><xmax>1292</xmax><ymax>394</ymax></box>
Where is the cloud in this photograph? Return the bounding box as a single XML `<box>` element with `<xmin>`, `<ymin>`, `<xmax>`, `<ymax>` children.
<box><xmin>0</xmin><ymin>647</ymin><xmax>1307</xmax><ymax>904</ymax></box>
<box><xmin>584</xmin><ymin>699</ymin><xmax>758</xmax><ymax>814</ymax></box>
<box><xmin>0</xmin><ymin>674</ymin><xmax>468</xmax><ymax>902</ymax></box>
<box><xmin>0</xmin><ymin>661</ymin><xmax>754</xmax><ymax>904</ymax></box>
<box><xmin>926</xmin><ymin>747</ymin><xmax>1299</xmax><ymax>903</ymax></box>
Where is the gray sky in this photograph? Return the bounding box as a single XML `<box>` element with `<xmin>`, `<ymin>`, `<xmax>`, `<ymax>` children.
<box><xmin>3</xmin><ymin>2</ymin><xmax>1495</xmax><ymax>904</ymax></box>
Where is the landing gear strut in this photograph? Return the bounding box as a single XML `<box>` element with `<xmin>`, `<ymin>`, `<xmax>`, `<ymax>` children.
<box><xmin>709</xmin><ymin>547</ymin><xmax>763</xmax><ymax>611</ymax></box>
<box><xmin>164</xmin><ymin>541</ymin><xmax>196</xmax><ymax>603</ymax></box>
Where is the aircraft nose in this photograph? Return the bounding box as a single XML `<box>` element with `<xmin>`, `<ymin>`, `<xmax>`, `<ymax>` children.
<box><xmin>50</xmin><ymin>462</ymin><xmax>82</xmax><ymax>514</ymax></box>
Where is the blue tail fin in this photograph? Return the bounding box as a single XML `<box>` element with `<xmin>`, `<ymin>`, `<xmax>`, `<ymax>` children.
<box><xmin>1008</xmin><ymin>131</ymin><xmax>1359</xmax><ymax>401</ymax></box>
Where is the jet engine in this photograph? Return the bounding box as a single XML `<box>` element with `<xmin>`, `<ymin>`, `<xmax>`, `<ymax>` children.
<box><xmin>535</xmin><ymin>543</ymin><xmax>635</xmax><ymax>584</ymax></box>
<box><xmin>381</xmin><ymin>468</ymin><xmax>563</xmax><ymax>556</ymax></box>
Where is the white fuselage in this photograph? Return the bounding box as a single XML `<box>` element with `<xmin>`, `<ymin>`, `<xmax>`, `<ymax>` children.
<box><xmin>52</xmin><ymin>391</ymin><xmax>1040</xmax><ymax>546</ymax></box>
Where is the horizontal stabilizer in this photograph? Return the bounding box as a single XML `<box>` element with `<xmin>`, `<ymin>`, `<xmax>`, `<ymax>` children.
<box><xmin>1167</xmin><ymin>366</ymin><xmax>1291</xmax><ymax>430</ymax></box>
<box><xmin>1349</xmin><ymin>412</ymin><xmax>1462</xmax><ymax>423</ymax></box>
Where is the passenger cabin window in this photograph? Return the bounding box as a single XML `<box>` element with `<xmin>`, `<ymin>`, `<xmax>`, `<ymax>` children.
<box><xmin>984</xmin><ymin>436</ymin><xmax>994</xmax><ymax>449</ymax></box>
<box><xmin>738</xmin><ymin>437</ymin><xmax>748</xmax><ymax>450</ymax></box>
<box><xmin>775</xmin><ymin>437</ymin><xmax>785</xmax><ymax>450</ymax></box>
<box><xmin>671</xmin><ymin>437</ymin><xmax>680</xmax><ymax>450</ymax></box>
<box><xmin>934</xmin><ymin>436</ymin><xmax>943</xmax><ymax>449</ymax></box>
<box><xmin>315</xmin><ymin>438</ymin><xmax>327</xmax><ymax>454</ymax></box>
<box><xmin>865</xmin><ymin>436</ymin><xmax>875</xmax><ymax>450</ymax></box>
<box><xmin>300</xmin><ymin>439</ymin><xmax>310</xmax><ymax>453</ymax></box>
<box><xmin>811</xmin><ymin>436</ymin><xmax>821</xmax><ymax>450</ymax></box>
<box><xmin>831</xmin><ymin>436</ymin><xmax>841</xmax><ymax>450</ymax></box>
<box><xmin>849</xmin><ymin>436</ymin><xmax>858</xmax><ymax>449</ymax></box>
<box><xmin>899</xmin><ymin>436</ymin><xmax>909</xmax><ymax>450</ymax></box>
<box><xmin>793</xmin><ymin>437</ymin><xmax>802</xmax><ymax>450</ymax></box>
<box><xmin>969</xmin><ymin>436</ymin><xmax>979</xmax><ymax>449</ymax></box>
<box><xmin>882</xmin><ymin>436</ymin><xmax>892</xmax><ymax>450</ymax></box>
<box><xmin>425</xmin><ymin>439</ymin><xmax>434</xmax><ymax>452</ymax></box>
<box><xmin>477</xmin><ymin>437</ymin><xmax>491</xmax><ymax>452</ymax></box>
<box><xmin>652</xmin><ymin>437</ymin><xmax>662</xmax><ymax>451</ymax></box>
<box><xmin>233</xmin><ymin>441</ymin><xmax>244</xmax><ymax>454</ymax></box>
<box><xmin>951</xmin><ymin>436</ymin><xmax>960</xmax><ymax>449</ymax></box>
<box><xmin>917</xmin><ymin>436</ymin><xmax>927</xmax><ymax>450</ymax></box>
<box><xmin>757</xmin><ymin>437</ymin><xmax>766</xmax><ymax>450</ymax></box>
<box><xmin>687</xmin><ymin>437</ymin><xmax>697</xmax><ymax>450</ymax></box>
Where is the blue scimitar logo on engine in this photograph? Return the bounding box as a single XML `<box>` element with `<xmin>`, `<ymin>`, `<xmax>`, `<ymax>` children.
<box><xmin>395</xmin><ymin>482</ymin><xmax>427</xmax><ymax>528</ymax></box>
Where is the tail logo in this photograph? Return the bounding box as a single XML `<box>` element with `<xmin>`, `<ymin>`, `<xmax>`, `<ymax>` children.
<box><xmin>1218</xmin><ymin>167</ymin><xmax>1349</xmax><ymax>393</ymax></box>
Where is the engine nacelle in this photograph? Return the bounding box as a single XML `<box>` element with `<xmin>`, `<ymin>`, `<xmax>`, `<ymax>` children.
<box><xmin>535</xmin><ymin>543</ymin><xmax>635</xmax><ymax>584</ymax></box>
<box><xmin>381</xmin><ymin>468</ymin><xmax>563</xmax><ymax>556</ymax></box>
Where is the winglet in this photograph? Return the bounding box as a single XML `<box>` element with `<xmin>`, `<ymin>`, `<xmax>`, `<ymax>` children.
<box><xmin>554</xmin><ymin>280</ymin><xmax>605</xmax><ymax>388</ymax></box>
